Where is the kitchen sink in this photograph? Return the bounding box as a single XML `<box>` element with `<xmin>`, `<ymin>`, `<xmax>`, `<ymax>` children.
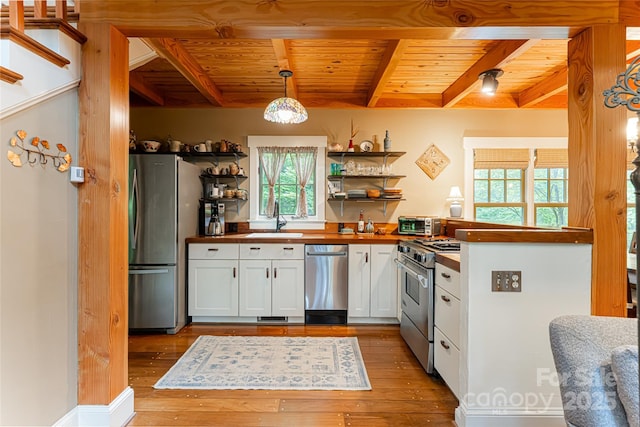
<box><xmin>245</xmin><ymin>232</ymin><xmax>304</xmax><ymax>238</ymax></box>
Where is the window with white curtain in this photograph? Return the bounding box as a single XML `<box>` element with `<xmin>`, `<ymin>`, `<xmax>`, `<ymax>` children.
<box><xmin>248</xmin><ymin>136</ymin><xmax>327</xmax><ymax>230</ymax></box>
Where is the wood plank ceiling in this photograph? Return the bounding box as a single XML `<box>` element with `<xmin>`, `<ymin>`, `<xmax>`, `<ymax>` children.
<box><xmin>118</xmin><ymin>1</ymin><xmax>640</xmax><ymax>110</ymax></box>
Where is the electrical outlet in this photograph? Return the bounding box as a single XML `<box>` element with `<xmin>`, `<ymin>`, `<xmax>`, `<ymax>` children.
<box><xmin>491</xmin><ymin>270</ymin><xmax>522</xmax><ymax>292</ymax></box>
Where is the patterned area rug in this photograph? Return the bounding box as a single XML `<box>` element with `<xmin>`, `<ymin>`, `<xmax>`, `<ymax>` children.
<box><xmin>154</xmin><ymin>336</ymin><xmax>371</xmax><ymax>390</ymax></box>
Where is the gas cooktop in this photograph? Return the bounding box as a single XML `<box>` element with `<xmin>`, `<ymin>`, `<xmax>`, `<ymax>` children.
<box><xmin>397</xmin><ymin>238</ymin><xmax>460</xmax><ymax>267</ymax></box>
<box><xmin>409</xmin><ymin>238</ymin><xmax>460</xmax><ymax>252</ymax></box>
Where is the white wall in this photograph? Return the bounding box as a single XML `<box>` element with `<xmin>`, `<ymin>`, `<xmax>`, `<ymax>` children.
<box><xmin>0</xmin><ymin>90</ymin><xmax>78</xmax><ymax>426</ymax></box>
<box><xmin>456</xmin><ymin>241</ymin><xmax>592</xmax><ymax>427</ymax></box>
<box><xmin>0</xmin><ymin>29</ymin><xmax>81</xmax><ymax>119</ymax></box>
<box><xmin>130</xmin><ymin>108</ymin><xmax>568</xmax><ymax>226</ymax></box>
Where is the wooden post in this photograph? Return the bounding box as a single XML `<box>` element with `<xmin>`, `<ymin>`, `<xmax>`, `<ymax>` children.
<box><xmin>567</xmin><ymin>24</ymin><xmax>627</xmax><ymax>316</ymax></box>
<box><xmin>8</xmin><ymin>0</ymin><xmax>24</xmax><ymax>31</ymax></box>
<box><xmin>55</xmin><ymin>0</ymin><xmax>68</xmax><ymax>21</ymax></box>
<box><xmin>33</xmin><ymin>0</ymin><xmax>47</xmax><ymax>19</ymax></box>
<box><xmin>77</xmin><ymin>22</ymin><xmax>129</xmax><ymax>404</ymax></box>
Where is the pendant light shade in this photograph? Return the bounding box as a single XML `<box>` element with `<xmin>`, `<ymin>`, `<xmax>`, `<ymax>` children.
<box><xmin>264</xmin><ymin>70</ymin><xmax>308</xmax><ymax>124</ymax></box>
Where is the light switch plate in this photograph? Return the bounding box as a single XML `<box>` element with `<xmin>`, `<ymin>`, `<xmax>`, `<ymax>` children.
<box><xmin>491</xmin><ymin>270</ymin><xmax>522</xmax><ymax>292</ymax></box>
<box><xmin>69</xmin><ymin>166</ymin><xmax>84</xmax><ymax>183</ymax></box>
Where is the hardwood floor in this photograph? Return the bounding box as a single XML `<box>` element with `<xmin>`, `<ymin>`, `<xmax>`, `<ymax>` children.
<box><xmin>127</xmin><ymin>324</ymin><xmax>457</xmax><ymax>427</ymax></box>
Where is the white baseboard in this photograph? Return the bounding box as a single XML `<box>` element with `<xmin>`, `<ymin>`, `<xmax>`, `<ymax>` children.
<box><xmin>455</xmin><ymin>405</ymin><xmax>565</xmax><ymax>427</ymax></box>
<box><xmin>53</xmin><ymin>387</ymin><xmax>135</xmax><ymax>427</ymax></box>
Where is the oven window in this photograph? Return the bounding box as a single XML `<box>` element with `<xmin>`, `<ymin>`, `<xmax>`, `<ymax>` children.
<box><xmin>405</xmin><ymin>271</ymin><xmax>421</xmax><ymax>305</ymax></box>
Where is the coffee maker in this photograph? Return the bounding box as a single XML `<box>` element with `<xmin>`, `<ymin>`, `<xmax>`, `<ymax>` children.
<box><xmin>200</xmin><ymin>201</ymin><xmax>225</xmax><ymax>236</ymax></box>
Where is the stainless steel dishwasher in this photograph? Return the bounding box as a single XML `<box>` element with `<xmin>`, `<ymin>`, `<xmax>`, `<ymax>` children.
<box><xmin>304</xmin><ymin>244</ymin><xmax>349</xmax><ymax>324</ymax></box>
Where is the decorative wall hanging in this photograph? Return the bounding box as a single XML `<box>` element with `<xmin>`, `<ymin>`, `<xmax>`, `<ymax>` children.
<box><xmin>7</xmin><ymin>129</ymin><xmax>72</xmax><ymax>172</ymax></box>
<box><xmin>415</xmin><ymin>143</ymin><xmax>450</xmax><ymax>180</ymax></box>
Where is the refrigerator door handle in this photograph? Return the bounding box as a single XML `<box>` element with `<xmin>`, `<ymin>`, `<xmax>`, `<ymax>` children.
<box><xmin>130</xmin><ymin>168</ymin><xmax>140</xmax><ymax>250</ymax></box>
<box><xmin>129</xmin><ymin>269</ymin><xmax>170</xmax><ymax>275</ymax></box>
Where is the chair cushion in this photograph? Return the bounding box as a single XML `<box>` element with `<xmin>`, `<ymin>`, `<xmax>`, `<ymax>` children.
<box><xmin>549</xmin><ymin>315</ymin><xmax>637</xmax><ymax>427</ymax></box>
<box><xmin>611</xmin><ymin>345</ymin><xmax>639</xmax><ymax>427</ymax></box>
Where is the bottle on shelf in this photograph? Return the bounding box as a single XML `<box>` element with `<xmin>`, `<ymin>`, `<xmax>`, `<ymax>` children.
<box><xmin>348</xmin><ymin>139</ymin><xmax>355</xmax><ymax>152</ymax></box>
<box><xmin>365</xmin><ymin>217</ymin><xmax>375</xmax><ymax>234</ymax></box>
<box><xmin>384</xmin><ymin>130</ymin><xmax>391</xmax><ymax>151</ymax></box>
<box><xmin>357</xmin><ymin>209</ymin><xmax>365</xmax><ymax>233</ymax></box>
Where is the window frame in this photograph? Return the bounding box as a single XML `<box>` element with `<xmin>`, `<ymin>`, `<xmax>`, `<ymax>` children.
<box><xmin>474</xmin><ymin>167</ymin><xmax>527</xmax><ymax>224</ymax></box>
<box><xmin>533</xmin><ymin>166</ymin><xmax>569</xmax><ymax>227</ymax></box>
<box><xmin>247</xmin><ymin>135</ymin><xmax>327</xmax><ymax>230</ymax></box>
<box><xmin>463</xmin><ymin>137</ymin><xmax>568</xmax><ymax>225</ymax></box>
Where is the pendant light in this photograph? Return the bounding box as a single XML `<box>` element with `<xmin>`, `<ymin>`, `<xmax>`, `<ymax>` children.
<box><xmin>478</xmin><ymin>68</ymin><xmax>504</xmax><ymax>96</ymax></box>
<box><xmin>264</xmin><ymin>70</ymin><xmax>308</xmax><ymax>124</ymax></box>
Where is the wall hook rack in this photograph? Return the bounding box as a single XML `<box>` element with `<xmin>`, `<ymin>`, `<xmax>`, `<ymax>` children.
<box><xmin>7</xmin><ymin>129</ymin><xmax>72</xmax><ymax>172</ymax></box>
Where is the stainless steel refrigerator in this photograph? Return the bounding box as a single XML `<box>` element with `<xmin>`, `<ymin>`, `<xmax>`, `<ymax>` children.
<box><xmin>128</xmin><ymin>154</ymin><xmax>201</xmax><ymax>333</ymax></box>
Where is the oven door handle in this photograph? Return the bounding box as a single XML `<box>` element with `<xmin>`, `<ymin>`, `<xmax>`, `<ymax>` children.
<box><xmin>395</xmin><ymin>258</ymin><xmax>430</xmax><ymax>288</ymax></box>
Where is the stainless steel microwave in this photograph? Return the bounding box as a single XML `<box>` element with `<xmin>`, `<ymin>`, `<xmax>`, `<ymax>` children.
<box><xmin>398</xmin><ymin>216</ymin><xmax>441</xmax><ymax>236</ymax></box>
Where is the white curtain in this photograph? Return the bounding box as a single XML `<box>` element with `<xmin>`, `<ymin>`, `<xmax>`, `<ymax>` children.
<box><xmin>290</xmin><ymin>146</ymin><xmax>317</xmax><ymax>218</ymax></box>
<box><xmin>258</xmin><ymin>146</ymin><xmax>288</xmax><ymax>218</ymax></box>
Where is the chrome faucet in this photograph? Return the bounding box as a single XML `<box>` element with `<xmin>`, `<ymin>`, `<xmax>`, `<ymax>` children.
<box><xmin>274</xmin><ymin>200</ymin><xmax>287</xmax><ymax>232</ymax></box>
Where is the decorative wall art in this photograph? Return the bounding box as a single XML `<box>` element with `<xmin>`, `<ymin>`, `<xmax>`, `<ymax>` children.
<box><xmin>7</xmin><ymin>129</ymin><xmax>72</xmax><ymax>172</ymax></box>
<box><xmin>415</xmin><ymin>143</ymin><xmax>450</xmax><ymax>179</ymax></box>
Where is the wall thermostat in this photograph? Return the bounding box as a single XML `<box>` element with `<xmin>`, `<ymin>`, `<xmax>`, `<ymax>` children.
<box><xmin>70</xmin><ymin>166</ymin><xmax>85</xmax><ymax>183</ymax></box>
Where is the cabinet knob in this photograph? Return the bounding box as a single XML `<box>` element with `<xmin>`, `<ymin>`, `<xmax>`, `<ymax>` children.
<box><xmin>441</xmin><ymin>272</ymin><xmax>451</xmax><ymax>279</ymax></box>
<box><xmin>365</xmin><ymin>252</ymin><xmax>369</xmax><ymax>263</ymax></box>
<box><xmin>207</xmin><ymin>248</ymin><xmax>219</xmax><ymax>252</ymax></box>
<box><xmin>440</xmin><ymin>340</ymin><xmax>450</xmax><ymax>350</ymax></box>
<box><xmin>266</xmin><ymin>268</ymin><xmax>269</xmax><ymax>278</ymax></box>
<box><xmin>233</xmin><ymin>267</ymin><xmax>236</xmax><ymax>278</ymax></box>
<box><xmin>273</xmin><ymin>268</ymin><xmax>277</xmax><ymax>278</ymax></box>
<box><xmin>441</xmin><ymin>295</ymin><xmax>451</xmax><ymax>303</ymax></box>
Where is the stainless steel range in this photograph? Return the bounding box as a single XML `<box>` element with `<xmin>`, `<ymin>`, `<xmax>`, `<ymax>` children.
<box><xmin>395</xmin><ymin>238</ymin><xmax>460</xmax><ymax>374</ymax></box>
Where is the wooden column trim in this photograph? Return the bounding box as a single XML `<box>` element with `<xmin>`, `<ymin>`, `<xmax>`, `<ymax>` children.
<box><xmin>567</xmin><ymin>24</ymin><xmax>627</xmax><ymax>316</ymax></box>
<box><xmin>77</xmin><ymin>22</ymin><xmax>129</xmax><ymax>404</ymax></box>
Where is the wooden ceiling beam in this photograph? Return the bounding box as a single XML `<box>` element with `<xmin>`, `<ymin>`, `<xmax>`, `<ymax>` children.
<box><xmin>442</xmin><ymin>39</ymin><xmax>538</xmax><ymax>107</ymax></box>
<box><xmin>621</xmin><ymin>1</ymin><xmax>640</xmax><ymax>27</ymax></box>
<box><xmin>506</xmin><ymin>38</ymin><xmax>639</xmax><ymax>108</ymax></box>
<box><xmin>270</xmin><ymin>38</ymin><xmax>300</xmax><ymax>99</ymax></box>
<box><xmin>627</xmin><ymin>40</ymin><xmax>640</xmax><ymax>60</ymax></box>
<box><xmin>367</xmin><ymin>40</ymin><xmax>410</xmax><ymax>108</ymax></box>
<box><xmin>81</xmin><ymin>0</ymin><xmax>620</xmax><ymax>39</ymax></box>
<box><xmin>129</xmin><ymin>71</ymin><xmax>165</xmax><ymax>106</ymax></box>
<box><xmin>518</xmin><ymin>67</ymin><xmax>567</xmax><ymax>108</ymax></box>
<box><xmin>144</xmin><ymin>38</ymin><xmax>224</xmax><ymax>106</ymax></box>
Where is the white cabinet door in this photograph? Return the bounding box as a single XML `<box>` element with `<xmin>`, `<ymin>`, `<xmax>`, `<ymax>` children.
<box><xmin>348</xmin><ymin>244</ymin><xmax>371</xmax><ymax>317</ymax></box>
<box><xmin>272</xmin><ymin>259</ymin><xmax>305</xmax><ymax>316</ymax></box>
<box><xmin>370</xmin><ymin>244</ymin><xmax>398</xmax><ymax>318</ymax></box>
<box><xmin>239</xmin><ymin>260</ymin><xmax>271</xmax><ymax>316</ymax></box>
<box><xmin>188</xmin><ymin>259</ymin><xmax>238</xmax><ymax>316</ymax></box>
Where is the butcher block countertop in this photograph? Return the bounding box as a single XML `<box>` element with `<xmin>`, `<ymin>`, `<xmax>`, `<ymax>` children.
<box><xmin>436</xmin><ymin>253</ymin><xmax>461</xmax><ymax>272</ymax></box>
<box><xmin>186</xmin><ymin>232</ymin><xmax>408</xmax><ymax>245</ymax></box>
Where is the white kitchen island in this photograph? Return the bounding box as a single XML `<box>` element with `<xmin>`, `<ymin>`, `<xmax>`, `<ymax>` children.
<box><xmin>452</xmin><ymin>228</ymin><xmax>593</xmax><ymax>427</ymax></box>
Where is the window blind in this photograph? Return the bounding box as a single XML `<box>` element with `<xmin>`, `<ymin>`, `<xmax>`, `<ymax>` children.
<box><xmin>474</xmin><ymin>148</ymin><xmax>529</xmax><ymax>169</ymax></box>
<box><xmin>534</xmin><ymin>148</ymin><xmax>568</xmax><ymax>168</ymax></box>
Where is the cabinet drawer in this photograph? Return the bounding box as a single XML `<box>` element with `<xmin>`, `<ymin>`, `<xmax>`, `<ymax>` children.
<box><xmin>435</xmin><ymin>263</ymin><xmax>460</xmax><ymax>299</ymax></box>
<box><xmin>435</xmin><ymin>286</ymin><xmax>460</xmax><ymax>346</ymax></box>
<box><xmin>189</xmin><ymin>243</ymin><xmax>239</xmax><ymax>260</ymax></box>
<box><xmin>434</xmin><ymin>327</ymin><xmax>460</xmax><ymax>399</ymax></box>
<box><xmin>240</xmin><ymin>244</ymin><xmax>304</xmax><ymax>260</ymax></box>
